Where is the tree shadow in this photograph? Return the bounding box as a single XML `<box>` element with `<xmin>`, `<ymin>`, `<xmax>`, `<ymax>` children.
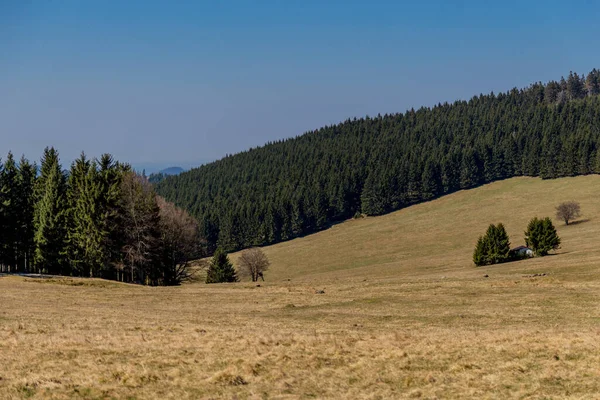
<box><xmin>566</xmin><ymin>218</ymin><xmax>591</xmax><ymax>226</ymax></box>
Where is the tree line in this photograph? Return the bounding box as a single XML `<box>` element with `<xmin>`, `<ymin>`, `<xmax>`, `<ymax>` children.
<box><xmin>0</xmin><ymin>148</ymin><xmax>201</xmax><ymax>285</ymax></box>
<box><xmin>155</xmin><ymin>68</ymin><xmax>600</xmax><ymax>254</ymax></box>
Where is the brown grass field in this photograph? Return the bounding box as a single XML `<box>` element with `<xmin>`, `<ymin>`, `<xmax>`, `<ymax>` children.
<box><xmin>2</xmin><ymin>176</ymin><xmax>600</xmax><ymax>399</ymax></box>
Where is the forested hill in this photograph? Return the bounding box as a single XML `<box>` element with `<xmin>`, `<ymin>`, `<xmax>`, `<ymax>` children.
<box><xmin>155</xmin><ymin>69</ymin><xmax>600</xmax><ymax>254</ymax></box>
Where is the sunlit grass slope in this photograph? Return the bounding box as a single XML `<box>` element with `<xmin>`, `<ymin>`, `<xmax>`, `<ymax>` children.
<box><xmin>251</xmin><ymin>175</ymin><xmax>600</xmax><ymax>282</ymax></box>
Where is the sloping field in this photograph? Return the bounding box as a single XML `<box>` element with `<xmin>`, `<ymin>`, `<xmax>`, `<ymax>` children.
<box><xmin>252</xmin><ymin>175</ymin><xmax>600</xmax><ymax>282</ymax></box>
<box><xmin>2</xmin><ymin>176</ymin><xmax>600</xmax><ymax>399</ymax></box>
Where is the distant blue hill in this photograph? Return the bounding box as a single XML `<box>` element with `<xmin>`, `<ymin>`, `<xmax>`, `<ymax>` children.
<box><xmin>148</xmin><ymin>167</ymin><xmax>184</xmax><ymax>184</ymax></box>
<box><xmin>132</xmin><ymin>160</ymin><xmax>210</xmax><ymax>175</ymax></box>
<box><xmin>159</xmin><ymin>166</ymin><xmax>184</xmax><ymax>176</ymax></box>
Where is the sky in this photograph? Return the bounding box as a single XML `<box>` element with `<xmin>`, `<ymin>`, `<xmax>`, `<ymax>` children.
<box><xmin>2</xmin><ymin>0</ymin><xmax>600</xmax><ymax>173</ymax></box>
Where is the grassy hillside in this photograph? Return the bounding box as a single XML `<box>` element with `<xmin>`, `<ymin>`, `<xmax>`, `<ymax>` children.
<box><xmin>156</xmin><ymin>70</ymin><xmax>600</xmax><ymax>254</ymax></box>
<box><xmin>242</xmin><ymin>175</ymin><xmax>600</xmax><ymax>282</ymax></box>
<box><xmin>2</xmin><ymin>176</ymin><xmax>600</xmax><ymax>399</ymax></box>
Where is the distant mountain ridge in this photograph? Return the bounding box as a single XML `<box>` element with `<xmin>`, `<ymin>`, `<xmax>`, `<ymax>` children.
<box><xmin>148</xmin><ymin>166</ymin><xmax>184</xmax><ymax>184</ymax></box>
<box><xmin>159</xmin><ymin>167</ymin><xmax>184</xmax><ymax>176</ymax></box>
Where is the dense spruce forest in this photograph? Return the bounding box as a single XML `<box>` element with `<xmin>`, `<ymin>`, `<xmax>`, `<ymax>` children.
<box><xmin>0</xmin><ymin>148</ymin><xmax>201</xmax><ymax>285</ymax></box>
<box><xmin>155</xmin><ymin>69</ymin><xmax>600</xmax><ymax>254</ymax></box>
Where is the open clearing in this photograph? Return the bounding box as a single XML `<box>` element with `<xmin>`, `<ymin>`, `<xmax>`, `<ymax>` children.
<box><xmin>2</xmin><ymin>176</ymin><xmax>600</xmax><ymax>399</ymax></box>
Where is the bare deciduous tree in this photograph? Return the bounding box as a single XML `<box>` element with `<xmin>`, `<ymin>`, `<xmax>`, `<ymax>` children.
<box><xmin>556</xmin><ymin>201</ymin><xmax>581</xmax><ymax>225</ymax></box>
<box><xmin>238</xmin><ymin>247</ymin><xmax>270</xmax><ymax>282</ymax></box>
<box><xmin>119</xmin><ymin>172</ymin><xmax>160</xmax><ymax>283</ymax></box>
<box><xmin>157</xmin><ymin>196</ymin><xmax>203</xmax><ymax>285</ymax></box>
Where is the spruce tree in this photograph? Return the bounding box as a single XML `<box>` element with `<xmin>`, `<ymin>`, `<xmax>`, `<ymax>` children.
<box><xmin>360</xmin><ymin>173</ymin><xmax>385</xmax><ymax>215</ymax></box>
<box><xmin>585</xmin><ymin>70</ymin><xmax>600</xmax><ymax>96</ymax></box>
<box><xmin>205</xmin><ymin>248</ymin><xmax>238</xmax><ymax>283</ymax></box>
<box><xmin>473</xmin><ymin>223</ymin><xmax>511</xmax><ymax>266</ymax></box>
<box><xmin>544</xmin><ymin>81</ymin><xmax>560</xmax><ymax>103</ymax></box>
<box><xmin>34</xmin><ymin>148</ymin><xmax>68</xmax><ymax>275</ymax></box>
<box><xmin>473</xmin><ymin>236</ymin><xmax>488</xmax><ymax>266</ymax></box>
<box><xmin>0</xmin><ymin>152</ymin><xmax>19</xmax><ymax>270</ymax></box>
<box><xmin>66</xmin><ymin>153</ymin><xmax>105</xmax><ymax>277</ymax></box>
<box><xmin>97</xmin><ymin>154</ymin><xmax>128</xmax><ymax>275</ymax></box>
<box><xmin>421</xmin><ymin>159</ymin><xmax>440</xmax><ymax>200</ymax></box>
<box><xmin>525</xmin><ymin>217</ymin><xmax>561</xmax><ymax>256</ymax></box>
<box><xmin>491</xmin><ymin>223</ymin><xmax>511</xmax><ymax>263</ymax></box>
<box><xmin>16</xmin><ymin>156</ymin><xmax>36</xmax><ymax>272</ymax></box>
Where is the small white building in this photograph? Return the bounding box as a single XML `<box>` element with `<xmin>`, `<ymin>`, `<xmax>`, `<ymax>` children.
<box><xmin>512</xmin><ymin>245</ymin><xmax>534</xmax><ymax>258</ymax></box>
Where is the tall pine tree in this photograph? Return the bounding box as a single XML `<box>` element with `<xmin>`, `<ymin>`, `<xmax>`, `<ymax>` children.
<box><xmin>34</xmin><ymin>148</ymin><xmax>68</xmax><ymax>275</ymax></box>
<box><xmin>16</xmin><ymin>156</ymin><xmax>36</xmax><ymax>272</ymax></box>
<box><xmin>0</xmin><ymin>153</ymin><xmax>19</xmax><ymax>270</ymax></box>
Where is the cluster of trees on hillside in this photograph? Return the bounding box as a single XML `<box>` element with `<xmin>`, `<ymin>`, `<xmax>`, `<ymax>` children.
<box><xmin>0</xmin><ymin>148</ymin><xmax>201</xmax><ymax>285</ymax></box>
<box><xmin>155</xmin><ymin>69</ymin><xmax>600</xmax><ymax>254</ymax></box>
<box><xmin>474</xmin><ymin>217</ymin><xmax>560</xmax><ymax>266</ymax></box>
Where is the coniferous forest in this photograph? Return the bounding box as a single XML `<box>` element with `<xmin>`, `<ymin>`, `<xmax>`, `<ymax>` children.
<box><xmin>155</xmin><ymin>69</ymin><xmax>600</xmax><ymax>254</ymax></box>
<box><xmin>0</xmin><ymin>148</ymin><xmax>201</xmax><ymax>285</ymax></box>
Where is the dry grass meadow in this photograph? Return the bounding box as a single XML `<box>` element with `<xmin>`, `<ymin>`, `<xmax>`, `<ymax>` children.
<box><xmin>2</xmin><ymin>176</ymin><xmax>600</xmax><ymax>399</ymax></box>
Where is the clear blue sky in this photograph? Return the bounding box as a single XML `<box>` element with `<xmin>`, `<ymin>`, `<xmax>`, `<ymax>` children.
<box><xmin>2</xmin><ymin>1</ymin><xmax>599</xmax><ymax>172</ymax></box>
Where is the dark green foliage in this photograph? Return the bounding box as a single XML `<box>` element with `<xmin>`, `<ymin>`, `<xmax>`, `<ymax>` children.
<box><xmin>525</xmin><ymin>217</ymin><xmax>561</xmax><ymax>256</ymax></box>
<box><xmin>0</xmin><ymin>152</ymin><xmax>20</xmax><ymax>270</ymax></box>
<box><xmin>148</xmin><ymin>172</ymin><xmax>167</xmax><ymax>184</ymax></box>
<box><xmin>0</xmin><ymin>155</ymin><xmax>37</xmax><ymax>273</ymax></box>
<box><xmin>0</xmin><ymin>148</ymin><xmax>199</xmax><ymax>286</ymax></box>
<box><xmin>33</xmin><ymin>147</ymin><xmax>68</xmax><ymax>275</ymax></box>
<box><xmin>155</xmin><ymin>68</ymin><xmax>600</xmax><ymax>254</ymax></box>
<box><xmin>205</xmin><ymin>248</ymin><xmax>238</xmax><ymax>283</ymax></box>
<box><xmin>473</xmin><ymin>236</ymin><xmax>487</xmax><ymax>266</ymax></box>
<box><xmin>473</xmin><ymin>223</ymin><xmax>511</xmax><ymax>266</ymax></box>
<box><xmin>16</xmin><ymin>156</ymin><xmax>36</xmax><ymax>271</ymax></box>
<box><xmin>66</xmin><ymin>153</ymin><xmax>104</xmax><ymax>277</ymax></box>
<box><xmin>585</xmin><ymin>69</ymin><xmax>600</xmax><ymax>96</ymax></box>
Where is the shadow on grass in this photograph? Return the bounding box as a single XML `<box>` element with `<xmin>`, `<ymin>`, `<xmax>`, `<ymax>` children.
<box><xmin>565</xmin><ymin>218</ymin><xmax>591</xmax><ymax>226</ymax></box>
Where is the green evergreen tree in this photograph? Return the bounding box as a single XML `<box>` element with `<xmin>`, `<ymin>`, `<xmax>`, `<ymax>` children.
<box><xmin>525</xmin><ymin>217</ymin><xmax>561</xmax><ymax>256</ymax></box>
<box><xmin>0</xmin><ymin>152</ymin><xmax>19</xmax><ymax>270</ymax></box>
<box><xmin>33</xmin><ymin>148</ymin><xmax>68</xmax><ymax>275</ymax></box>
<box><xmin>544</xmin><ymin>81</ymin><xmax>561</xmax><ymax>103</ymax></box>
<box><xmin>473</xmin><ymin>236</ymin><xmax>488</xmax><ymax>266</ymax></box>
<box><xmin>473</xmin><ymin>223</ymin><xmax>511</xmax><ymax>266</ymax></box>
<box><xmin>460</xmin><ymin>150</ymin><xmax>479</xmax><ymax>189</ymax></box>
<box><xmin>567</xmin><ymin>71</ymin><xmax>585</xmax><ymax>99</ymax></box>
<box><xmin>16</xmin><ymin>156</ymin><xmax>36</xmax><ymax>272</ymax></box>
<box><xmin>97</xmin><ymin>154</ymin><xmax>129</xmax><ymax>276</ymax></box>
<box><xmin>360</xmin><ymin>173</ymin><xmax>385</xmax><ymax>215</ymax></box>
<box><xmin>585</xmin><ymin>69</ymin><xmax>600</xmax><ymax>96</ymax></box>
<box><xmin>66</xmin><ymin>153</ymin><xmax>105</xmax><ymax>277</ymax></box>
<box><xmin>421</xmin><ymin>159</ymin><xmax>440</xmax><ymax>200</ymax></box>
<box><xmin>489</xmin><ymin>223</ymin><xmax>511</xmax><ymax>263</ymax></box>
<box><xmin>205</xmin><ymin>248</ymin><xmax>238</xmax><ymax>283</ymax></box>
